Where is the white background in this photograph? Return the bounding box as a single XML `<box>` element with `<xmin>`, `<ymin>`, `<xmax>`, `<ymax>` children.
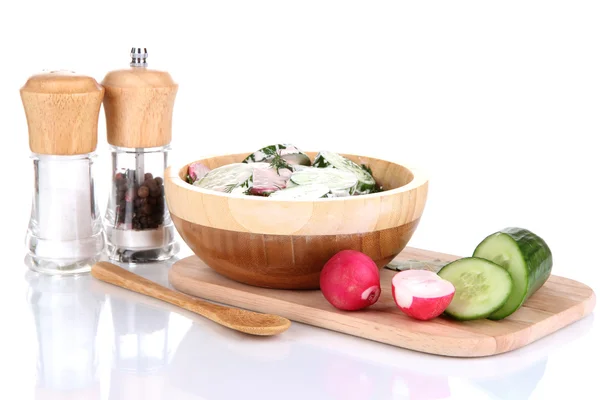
<box><xmin>0</xmin><ymin>1</ymin><xmax>599</xmax><ymax>399</ymax></box>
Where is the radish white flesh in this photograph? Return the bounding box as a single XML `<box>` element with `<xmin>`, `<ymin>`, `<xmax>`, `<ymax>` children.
<box><xmin>391</xmin><ymin>270</ymin><xmax>455</xmax><ymax>321</ymax></box>
<box><xmin>249</xmin><ymin>167</ymin><xmax>292</xmax><ymax>195</ymax></box>
<box><xmin>188</xmin><ymin>162</ymin><xmax>211</xmax><ymax>182</ymax></box>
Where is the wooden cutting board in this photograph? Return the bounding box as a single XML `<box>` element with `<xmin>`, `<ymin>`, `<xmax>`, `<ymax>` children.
<box><xmin>168</xmin><ymin>247</ymin><xmax>596</xmax><ymax>357</ymax></box>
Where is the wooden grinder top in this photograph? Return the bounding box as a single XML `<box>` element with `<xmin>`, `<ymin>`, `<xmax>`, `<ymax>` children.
<box><xmin>20</xmin><ymin>70</ymin><xmax>105</xmax><ymax>155</ymax></box>
<box><xmin>101</xmin><ymin>66</ymin><xmax>178</xmax><ymax>149</ymax></box>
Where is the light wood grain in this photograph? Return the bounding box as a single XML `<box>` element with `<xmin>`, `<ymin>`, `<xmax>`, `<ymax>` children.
<box><xmin>165</xmin><ymin>151</ymin><xmax>429</xmax><ymax>235</ymax></box>
<box><xmin>165</xmin><ymin>151</ymin><xmax>428</xmax><ymax>288</ymax></box>
<box><xmin>20</xmin><ymin>71</ymin><xmax>104</xmax><ymax>155</ymax></box>
<box><xmin>168</xmin><ymin>247</ymin><xmax>596</xmax><ymax>357</ymax></box>
<box><xmin>91</xmin><ymin>261</ymin><xmax>291</xmax><ymax>336</ymax></box>
<box><xmin>101</xmin><ymin>68</ymin><xmax>178</xmax><ymax>148</ymax></box>
<box><xmin>171</xmin><ymin>214</ymin><xmax>420</xmax><ymax>289</ymax></box>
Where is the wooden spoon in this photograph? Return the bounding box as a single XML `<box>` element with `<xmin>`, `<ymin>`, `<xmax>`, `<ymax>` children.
<box><xmin>91</xmin><ymin>261</ymin><xmax>291</xmax><ymax>336</ymax></box>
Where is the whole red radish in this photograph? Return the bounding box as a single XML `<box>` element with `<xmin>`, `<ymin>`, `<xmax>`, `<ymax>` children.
<box><xmin>320</xmin><ymin>250</ymin><xmax>381</xmax><ymax>311</ymax></box>
<box><xmin>391</xmin><ymin>270</ymin><xmax>455</xmax><ymax>320</ymax></box>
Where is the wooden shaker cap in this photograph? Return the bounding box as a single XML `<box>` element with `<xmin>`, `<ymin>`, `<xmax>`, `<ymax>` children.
<box><xmin>20</xmin><ymin>71</ymin><xmax>105</xmax><ymax>155</ymax></box>
<box><xmin>101</xmin><ymin>68</ymin><xmax>178</xmax><ymax>148</ymax></box>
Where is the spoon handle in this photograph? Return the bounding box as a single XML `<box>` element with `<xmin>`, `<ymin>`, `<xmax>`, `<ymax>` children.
<box><xmin>92</xmin><ymin>261</ymin><xmax>230</xmax><ymax>321</ymax></box>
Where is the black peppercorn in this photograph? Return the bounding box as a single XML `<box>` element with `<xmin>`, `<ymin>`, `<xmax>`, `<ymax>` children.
<box><xmin>147</xmin><ymin>178</ymin><xmax>157</xmax><ymax>189</ymax></box>
<box><xmin>142</xmin><ymin>203</ymin><xmax>153</xmax><ymax>215</ymax></box>
<box><xmin>138</xmin><ymin>186</ymin><xmax>150</xmax><ymax>198</ymax></box>
<box><xmin>112</xmin><ymin>168</ymin><xmax>167</xmax><ymax>231</ymax></box>
<box><xmin>150</xmin><ymin>187</ymin><xmax>161</xmax><ymax>197</ymax></box>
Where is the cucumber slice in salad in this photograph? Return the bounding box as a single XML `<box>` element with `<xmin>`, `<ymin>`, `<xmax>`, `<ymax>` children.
<box><xmin>290</xmin><ymin>167</ymin><xmax>357</xmax><ymax>197</ymax></box>
<box><xmin>194</xmin><ymin>162</ymin><xmax>267</xmax><ymax>193</ymax></box>
<box><xmin>437</xmin><ymin>257</ymin><xmax>513</xmax><ymax>321</ymax></box>
<box><xmin>313</xmin><ymin>151</ymin><xmax>377</xmax><ymax>194</ymax></box>
<box><xmin>473</xmin><ymin>227</ymin><xmax>553</xmax><ymax>320</ymax></box>
<box><xmin>242</xmin><ymin>144</ymin><xmax>311</xmax><ymax>166</ymax></box>
<box><xmin>268</xmin><ymin>184</ymin><xmax>331</xmax><ymax>200</ymax></box>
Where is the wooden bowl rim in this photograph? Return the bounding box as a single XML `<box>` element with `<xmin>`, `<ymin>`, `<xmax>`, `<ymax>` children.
<box><xmin>166</xmin><ymin>151</ymin><xmax>429</xmax><ymax>203</ymax></box>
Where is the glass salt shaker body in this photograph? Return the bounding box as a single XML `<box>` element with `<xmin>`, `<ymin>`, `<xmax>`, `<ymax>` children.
<box><xmin>26</xmin><ymin>153</ymin><xmax>104</xmax><ymax>274</ymax></box>
<box><xmin>102</xmin><ymin>48</ymin><xmax>179</xmax><ymax>263</ymax></box>
<box><xmin>21</xmin><ymin>71</ymin><xmax>105</xmax><ymax>275</ymax></box>
<box><xmin>104</xmin><ymin>145</ymin><xmax>178</xmax><ymax>262</ymax></box>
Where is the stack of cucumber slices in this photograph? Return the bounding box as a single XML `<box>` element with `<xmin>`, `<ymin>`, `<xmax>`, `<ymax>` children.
<box><xmin>186</xmin><ymin>144</ymin><xmax>383</xmax><ymax>199</ymax></box>
<box><xmin>437</xmin><ymin>227</ymin><xmax>553</xmax><ymax>321</ymax></box>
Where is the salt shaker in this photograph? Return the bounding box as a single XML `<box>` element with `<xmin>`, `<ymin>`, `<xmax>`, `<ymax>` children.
<box><xmin>101</xmin><ymin>48</ymin><xmax>179</xmax><ymax>263</ymax></box>
<box><xmin>21</xmin><ymin>71</ymin><xmax>105</xmax><ymax>275</ymax></box>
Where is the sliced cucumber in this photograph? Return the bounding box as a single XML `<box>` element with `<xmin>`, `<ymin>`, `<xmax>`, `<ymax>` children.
<box><xmin>473</xmin><ymin>227</ymin><xmax>553</xmax><ymax>320</ymax></box>
<box><xmin>195</xmin><ymin>162</ymin><xmax>269</xmax><ymax>193</ymax></box>
<box><xmin>437</xmin><ymin>257</ymin><xmax>513</xmax><ymax>321</ymax></box>
<box><xmin>242</xmin><ymin>144</ymin><xmax>311</xmax><ymax>166</ymax></box>
<box><xmin>268</xmin><ymin>184</ymin><xmax>331</xmax><ymax>200</ymax></box>
<box><xmin>313</xmin><ymin>151</ymin><xmax>377</xmax><ymax>194</ymax></box>
<box><xmin>290</xmin><ymin>167</ymin><xmax>357</xmax><ymax>197</ymax></box>
<box><xmin>278</xmin><ymin>145</ymin><xmax>312</xmax><ymax>166</ymax></box>
<box><xmin>291</xmin><ymin>164</ymin><xmax>310</xmax><ymax>172</ymax></box>
<box><xmin>229</xmin><ymin>185</ymin><xmax>250</xmax><ymax>195</ymax></box>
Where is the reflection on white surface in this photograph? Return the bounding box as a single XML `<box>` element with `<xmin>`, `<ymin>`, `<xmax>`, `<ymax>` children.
<box><xmin>469</xmin><ymin>357</ymin><xmax>547</xmax><ymax>400</ymax></box>
<box><xmin>105</xmin><ymin>263</ymin><xmax>180</xmax><ymax>400</ymax></box>
<box><xmin>163</xmin><ymin>320</ymin><xmax>554</xmax><ymax>400</ymax></box>
<box><xmin>26</xmin><ymin>271</ymin><xmax>105</xmax><ymax>400</ymax></box>
<box><xmin>108</xmin><ymin>299</ymin><xmax>172</xmax><ymax>399</ymax></box>
<box><xmin>21</xmin><ymin>257</ymin><xmax>597</xmax><ymax>400</ymax></box>
<box><xmin>391</xmin><ymin>372</ymin><xmax>452</xmax><ymax>400</ymax></box>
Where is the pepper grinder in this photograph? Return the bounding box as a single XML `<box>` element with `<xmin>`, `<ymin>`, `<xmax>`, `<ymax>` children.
<box><xmin>102</xmin><ymin>48</ymin><xmax>179</xmax><ymax>263</ymax></box>
<box><xmin>21</xmin><ymin>71</ymin><xmax>105</xmax><ymax>275</ymax></box>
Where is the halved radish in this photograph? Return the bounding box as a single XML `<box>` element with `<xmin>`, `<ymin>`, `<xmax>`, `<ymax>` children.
<box><xmin>391</xmin><ymin>270</ymin><xmax>455</xmax><ymax>321</ymax></box>
<box><xmin>248</xmin><ymin>166</ymin><xmax>292</xmax><ymax>196</ymax></box>
<box><xmin>187</xmin><ymin>162</ymin><xmax>211</xmax><ymax>183</ymax></box>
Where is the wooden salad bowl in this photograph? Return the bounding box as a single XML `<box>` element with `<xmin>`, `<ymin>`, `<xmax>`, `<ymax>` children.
<box><xmin>165</xmin><ymin>151</ymin><xmax>429</xmax><ymax>289</ymax></box>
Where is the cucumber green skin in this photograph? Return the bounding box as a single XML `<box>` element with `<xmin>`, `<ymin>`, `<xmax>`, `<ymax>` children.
<box><xmin>312</xmin><ymin>153</ymin><xmax>376</xmax><ymax>194</ymax></box>
<box><xmin>242</xmin><ymin>144</ymin><xmax>311</xmax><ymax>166</ymax></box>
<box><xmin>473</xmin><ymin>227</ymin><xmax>553</xmax><ymax>320</ymax></box>
<box><xmin>437</xmin><ymin>257</ymin><xmax>513</xmax><ymax>321</ymax></box>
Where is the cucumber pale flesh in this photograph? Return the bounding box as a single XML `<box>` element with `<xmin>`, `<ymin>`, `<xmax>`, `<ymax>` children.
<box><xmin>195</xmin><ymin>162</ymin><xmax>269</xmax><ymax>193</ymax></box>
<box><xmin>290</xmin><ymin>167</ymin><xmax>357</xmax><ymax>197</ymax></box>
<box><xmin>242</xmin><ymin>144</ymin><xmax>311</xmax><ymax>166</ymax></box>
<box><xmin>313</xmin><ymin>151</ymin><xmax>377</xmax><ymax>194</ymax></box>
<box><xmin>268</xmin><ymin>184</ymin><xmax>331</xmax><ymax>200</ymax></box>
<box><xmin>194</xmin><ymin>163</ymin><xmax>254</xmax><ymax>192</ymax></box>
<box><xmin>437</xmin><ymin>257</ymin><xmax>513</xmax><ymax>321</ymax></box>
<box><xmin>473</xmin><ymin>227</ymin><xmax>553</xmax><ymax>320</ymax></box>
